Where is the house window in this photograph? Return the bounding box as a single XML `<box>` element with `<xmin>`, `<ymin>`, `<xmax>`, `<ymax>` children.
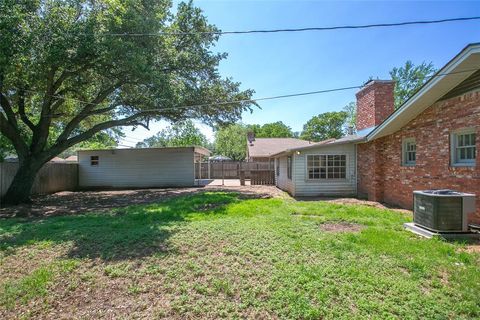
<box><xmin>307</xmin><ymin>155</ymin><xmax>346</xmax><ymax>179</ymax></box>
<box><xmin>402</xmin><ymin>138</ymin><xmax>416</xmax><ymax>166</ymax></box>
<box><xmin>287</xmin><ymin>156</ymin><xmax>292</xmax><ymax>179</ymax></box>
<box><xmin>276</xmin><ymin>159</ymin><xmax>280</xmax><ymax>176</ymax></box>
<box><xmin>90</xmin><ymin>155</ymin><xmax>99</xmax><ymax>166</ymax></box>
<box><xmin>452</xmin><ymin>130</ymin><xmax>476</xmax><ymax>165</ymax></box>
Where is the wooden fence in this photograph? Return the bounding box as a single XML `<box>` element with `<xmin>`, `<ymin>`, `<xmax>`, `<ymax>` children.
<box><xmin>251</xmin><ymin>170</ymin><xmax>275</xmax><ymax>185</ymax></box>
<box><xmin>195</xmin><ymin>161</ymin><xmax>274</xmax><ymax>179</ymax></box>
<box><xmin>0</xmin><ymin>162</ymin><xmax>78</xmax><ymax>198</ymax></box>
<box><xmin>195</xmin><ymin>161</ymin><xmax>275</xmax><ymax>185</ymax></box>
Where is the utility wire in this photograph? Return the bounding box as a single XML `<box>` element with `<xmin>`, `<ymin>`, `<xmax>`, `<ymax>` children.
<box><xmin>5</xmin><ymin>67</ymin><xmax>477</xmax><ymax>118</ymax></box>
<box><xmin>3</xmin><ymin>67</ymin><xmax>475</xmax><ymax>146</ymax></box>
<box><xmin>93</xmin><ymin>16</ymin><xmax>480</xmax><ymax>36</ymax></box>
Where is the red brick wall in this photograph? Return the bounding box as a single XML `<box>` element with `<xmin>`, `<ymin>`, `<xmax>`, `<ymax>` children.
<box><xmin>356</xmin><ymin>81</ymin><xmax>395</xmax><ymax>131</ymax></box>
<box><xmin>357</xmin><ymin>90</ymin><xmax>480</xmax><ymax>224</ymax></box>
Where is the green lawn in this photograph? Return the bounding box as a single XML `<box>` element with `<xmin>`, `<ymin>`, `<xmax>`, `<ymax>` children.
<box><xmin>0</xmin><ymin>192</ymin><xmax>479</xmax><ymax>319</ymax></box>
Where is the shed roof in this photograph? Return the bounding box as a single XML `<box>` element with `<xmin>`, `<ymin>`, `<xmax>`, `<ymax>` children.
<box><xmin>77</xmin><ymin>146</ymin><xmax>211</xmax><ymax>156</ymax></box>
<box><xmin>247</xmin><ymin>138</ymin><xmax>313</xmax><ymax>158</ymax></box>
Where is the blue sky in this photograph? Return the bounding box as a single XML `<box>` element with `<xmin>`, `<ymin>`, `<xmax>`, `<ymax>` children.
<box><xmin>121</xmin><ymin>0</ymin><xmax>480</xmax><ymax>146</ymax></box>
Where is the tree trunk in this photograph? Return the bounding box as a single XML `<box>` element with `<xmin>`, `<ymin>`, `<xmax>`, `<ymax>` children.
<box><xmin>2</xmin><ymin>159</ymin><xmax>44</xmax><ymax>210</ymax></box>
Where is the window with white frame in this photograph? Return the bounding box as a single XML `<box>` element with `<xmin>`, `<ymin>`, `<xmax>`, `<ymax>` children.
<box><xmin>307</xmin><ymin>155</ymin><xmax>346</xmax><ymax>179</ymax></box>
<box><xmin>287</xmin><ymin>156</ymin><xmax>292</xmax><ymax>179</ymax></box>
<box><xmin>402</xmin><ymin>138</ymin><xmax>416</xmax><ymax>166</ymax></box>
<box><xmin>90</xmin><ymin>155</ymin><xmax>99</xmax><ymax>166</ymax></box>
<box><xmin>452</xmin><ymin>130</ymin><xmax>476</xmax><ymax>165</ymax></box>
<box><xmin>276</xmin><ymin>159</ymin><xmax>280</xmax><ymax>176</ymax></box>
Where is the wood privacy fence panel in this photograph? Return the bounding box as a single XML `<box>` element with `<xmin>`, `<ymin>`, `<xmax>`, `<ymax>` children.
<box><xmin>195</xmin><ymin>161</ymin><xmax>274</xmax><ymax>181</ymax></box>
<box><xmin>0</xmin><ymin>162</ymin><xmax>78</xmax><ymax>198</ymax></box>
<box><xmin>251</xmin><ymin>170</ymin><xmax>275</xmax><ymax>185</ymax></box>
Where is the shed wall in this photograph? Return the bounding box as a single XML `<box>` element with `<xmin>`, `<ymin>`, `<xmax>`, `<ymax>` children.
<box><xmin>78</xmin><ymin>148</ymin><xmax>194</xmax><ymax>188</ymax></box>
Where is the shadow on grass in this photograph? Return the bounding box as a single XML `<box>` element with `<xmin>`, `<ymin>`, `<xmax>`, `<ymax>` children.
<box><xmin>0</xmin><ymin>192</ymin><xmax>239</xmax><ymax>261</ymax></box>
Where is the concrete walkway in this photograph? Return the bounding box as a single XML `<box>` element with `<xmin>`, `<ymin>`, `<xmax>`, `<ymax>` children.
<box><xmin>196</xmin><ymin>179</ymin><xmax>251</xmax><ymax>187</ymax></box>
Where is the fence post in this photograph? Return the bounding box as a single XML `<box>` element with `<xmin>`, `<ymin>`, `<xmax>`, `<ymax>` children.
<box><xmin>222</xmin><ymin>160</ymin><xmax>224</xmax><ymax>186</ymax></box>
<box><xmin>208</xmin><ymin>159</ymin><xmax>211</xmax><ymax>179</ymax></box>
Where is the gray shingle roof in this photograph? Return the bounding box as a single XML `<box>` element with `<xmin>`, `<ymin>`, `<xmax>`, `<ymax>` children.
<box><xmin>247</xmin><ymin>138</ymin><xmax>313</xmax><ymax>158</ymax></box>
<box><xmin>269</xmin><ymin>134</ymin><xmax>366</xmax><ymax>157</ymax></box>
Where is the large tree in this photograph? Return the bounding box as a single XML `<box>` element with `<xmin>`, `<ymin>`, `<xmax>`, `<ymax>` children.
<box><xmin>0</xmin><ymin>0</ymin><xmax>254</xmax><ymax>205</ymax></box>
<box><xmin>300</xmin><ymin>111</ymin><xmax>348</xmax><ymax>142</ymax></box>
<box><xmin>390</xmin><ymin>60</ymin><xmax>436</xmax><ymax>109</ymax></box>
<box><xmin>136</xmin><ymin>120</ymin><xmax>209</xmax><ymax>148</ymax></box>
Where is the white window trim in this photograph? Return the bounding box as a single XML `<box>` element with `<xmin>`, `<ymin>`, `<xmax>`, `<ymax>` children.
<box><xmin>305</xmin><ymin>153</ymin><xmax>349</xmax><ymax>181</ymax></box>
<box><xmin>287</xmin><ymin>156</ymin><xmax>292</xmax><ymax>180</ymax></box>
<box><xmin>90</xmin><ymin>155</ymin><xmax>99</xmax><ymax>166</ymax></box>
<box><xmin>450</xmin><ymin>128</ymin><xmax>476</xmax><ymax>167</ymax></box>
<box><xmin>402</xmin><ymin>137</ymin><xmax>416</xmax><ymax>167</ymax></box>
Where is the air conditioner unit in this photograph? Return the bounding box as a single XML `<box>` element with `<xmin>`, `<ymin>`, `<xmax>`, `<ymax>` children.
<box><xmin>413</xmin><ymin>190</ymin><xmax>476</xmax><ymax>232</ymax></box>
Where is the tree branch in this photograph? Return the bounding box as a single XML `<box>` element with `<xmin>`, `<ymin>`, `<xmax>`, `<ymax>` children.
<box><xmin>0</xmin><ymin>112</ymin><xmax>29</xmax><ymax>161</ymax></box>
<box><xmin>55</xmin><ymin>83</ymin><xmax>122</xmax><ymax>143</ymax></box>
<box><xmin>0</xmin><ymin>91</ymin><xmax>18</xmax><ymax>130</ymax></box>
<box><xmin>31</xmin><ymin>67</ymin><xmax>57</xmax><ymax>153</ymax></box>
<box><xmin>17</xmin><ymin>90</ymin><xmax>35</xmax><ymax>132</ymax></box>
<box><xmin>50</xmin><ymin>111</ymin><xmax>156</xmax><ymax>155</ymax></box>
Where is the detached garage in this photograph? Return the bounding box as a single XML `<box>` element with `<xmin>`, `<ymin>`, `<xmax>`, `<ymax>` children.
<box><xmin>78</xmin><ymin>146</ymin><xmax>210</xmax><ymax>189</ymax></box>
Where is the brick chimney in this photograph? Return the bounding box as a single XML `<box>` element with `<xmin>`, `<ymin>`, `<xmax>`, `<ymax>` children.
<box><xmin>355</xmin><ymin>80</ymin><xmax>395</xmax><ymax>132</ymax></box>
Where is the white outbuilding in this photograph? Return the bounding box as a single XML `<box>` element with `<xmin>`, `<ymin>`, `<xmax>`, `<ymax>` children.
<box><xmin>77</xmin><ymin>146</ymin><xmax>210</xmax><ymax>189</ymax></box>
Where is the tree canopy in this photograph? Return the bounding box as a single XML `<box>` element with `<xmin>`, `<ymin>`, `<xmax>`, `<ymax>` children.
<box><xmin>214</xmin><ymin>124</ymin><xmax>248</xmax><ymax>161</ymax></box>
<box><xmin>390</xmin><ymin>60</ymin><xmax>436</xmax><ymax>109</ymax></box>
<box><xmin>136</xmin><ymin>120</ymin><xmax>209</xmax><ymax>149</ymax></box>
<box><xmin>300</xmin><ymin>111</ymin><xmax>348</xmax><ymax>142</ymax></box>
<box><xmin>0</xmin><ymin>0</ymin><xmax>255</xmax><ymax>204</ymax></box>
<box><xmin>248</xmin><ymin>121</ymin><xmax>294</xmax><ymax>138</ymax></box>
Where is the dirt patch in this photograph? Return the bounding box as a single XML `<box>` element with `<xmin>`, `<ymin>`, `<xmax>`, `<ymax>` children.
<box><xmin>0</xmin><ymin>185</ymin><xmax>286</xmax><ymax>219</ymax></box>
<box><xmin>309</xmin><ymin>197</ymin><xmax>412</xmax><ymax>214</ymax></box>
<box><xmin>319</xmin><ymin>222</ymin><xmax>364</xmax><ymax>233</ymax></box>
<box><xmin>459</xmin><ymin>241</ymin><xmax>480</xmax><ymax>254</ymax></box>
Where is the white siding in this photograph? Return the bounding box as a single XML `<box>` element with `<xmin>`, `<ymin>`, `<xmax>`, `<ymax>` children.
<box><xmin>292</xmin><ymin>143</ymin><xmax>357</xmax><ymax>196</ymax></box>
<box><xmin>78</xmin><ymin>148</ymin><xmax>195</xmax><ymax>188</ymax></box>
<box><xmin>275</xmin><ymin>156</ymin><xmax>295</xmax><ymax>195</ymax></box>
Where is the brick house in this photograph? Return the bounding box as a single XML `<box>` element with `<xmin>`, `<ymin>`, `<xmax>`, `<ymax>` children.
<box><xmin>272</xmin><ymin>43</ymin><xmax>480</xmax><ymax>224</ymax></box>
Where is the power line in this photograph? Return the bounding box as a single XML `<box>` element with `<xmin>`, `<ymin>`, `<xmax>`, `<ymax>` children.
<box><xmin>93</xmin><ymin>16</ymin><xmax>480</xmax><ymax>36</ymax></box>
<box><xmin>3</xmin><ymin>67</ymin><xmax>478</xmax><ymax>119</ymax></box>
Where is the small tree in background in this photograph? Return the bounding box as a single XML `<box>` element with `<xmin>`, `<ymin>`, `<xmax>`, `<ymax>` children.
<box><xmin>390</xmin><ymin>61</ymin><xmax>436</xmax><ymax>109</ymax></box>
<box><xmin>300</xmin><ymin>111</ymin><xmax>348</xmax><ymax>142</ymax></box>
<box><xmin>343</xmin><ymin>102</ymin><xmax>356</xmax><ymax>132</ymax></box>
<box><xmin>249</xmin><ymin>121</ymin><xmax>294</xmax><ymax>138</ymax></box>
<box><xmin>136</xmin><ymin>120</ymin><xmax>209</xmax><ymax>149</ymax></box>
<box><xmin>214</xmin><ymin>124</ymin><xmax>248</xmax><ymax>161</ymax></box>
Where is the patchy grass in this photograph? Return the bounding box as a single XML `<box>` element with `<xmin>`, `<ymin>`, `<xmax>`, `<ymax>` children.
<box><xmin>0</xmin><ymin>192</ymin><xmax>479</xmax><ymax>319</ymax></box>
